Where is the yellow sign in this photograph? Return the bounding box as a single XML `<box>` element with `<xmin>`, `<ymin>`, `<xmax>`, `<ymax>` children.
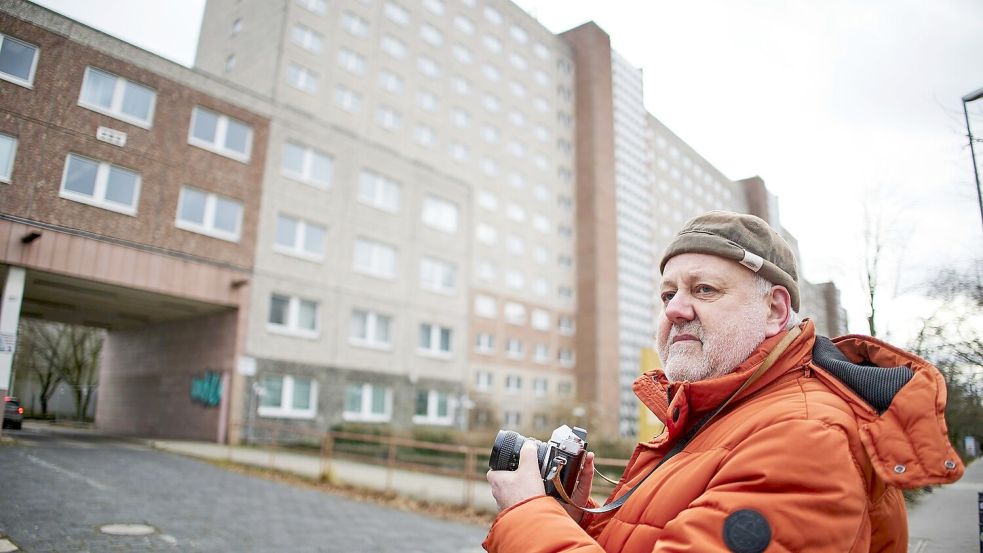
<box><xmin>637</xmin><ymin>347</ymin><xmax>666</xmax><ymax>443</ymax></box>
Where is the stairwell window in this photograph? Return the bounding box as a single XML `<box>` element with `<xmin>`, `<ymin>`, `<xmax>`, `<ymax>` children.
<box><xmin>78</xmin><ymin>67</ymin><xmax>156</xmax><ymax>128</ymax></box>
<box><xmin>258</xmin><ymin>375</ymin><xmax>317</xmax><ymax>419</ymax></box>
<box><xmin>0</xmin><ymin>33</ymin><xmax>38</xmax><ymax>88</ymax></box>
<box><xmin>344</xmin><ymin>383</ymin><xmax>392</xmax><ymax>422</ymax></box>
<box><xmin>188</xmin><ymin>106</ymin><xmax>253</xmax><ymax>162</ymax></box>
<box><xmin>267</xmin><ymin>293</ymin><xmax>319</xmax><ymax>338</ymax></box>
<box><xmin>60</xmin><ymin>154</ymin><xmax>141</xmax><ymax>216</ymax></box>
<box><xmin>176</xmin><ymin>186</ymin><xmax>242</xmax><ymax>242</ymax></box>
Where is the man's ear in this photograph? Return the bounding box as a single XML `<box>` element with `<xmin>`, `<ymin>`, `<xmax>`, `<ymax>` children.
<box><xmin>764</xmin><ymin>286</ymin><xmax>792</xmax><ymax>338</ymax></box>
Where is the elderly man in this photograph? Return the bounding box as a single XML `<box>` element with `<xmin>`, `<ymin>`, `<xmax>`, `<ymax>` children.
<box><xmin>485</xmin><ymin>211</ymin><xmax>964</xmax><ymax>553</ymax></box>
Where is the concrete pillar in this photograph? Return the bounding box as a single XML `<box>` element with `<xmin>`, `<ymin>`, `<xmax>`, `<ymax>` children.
<box><xmin>0</xmin><ymin>266</ymin><xmax>26</xmax><ymax>396</ymax></box>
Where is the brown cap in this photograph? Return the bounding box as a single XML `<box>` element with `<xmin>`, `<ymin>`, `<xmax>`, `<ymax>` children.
<box><xmin>659</xmin><ymin>211</ymin><xmax>800</xmax><ymax>311</ymax></box>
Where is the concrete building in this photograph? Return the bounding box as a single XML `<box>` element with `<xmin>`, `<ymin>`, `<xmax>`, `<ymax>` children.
<box><xmin>0</xmin><ymin>0</ymin><xmax>272</xmax><ymax>441</ymax></box>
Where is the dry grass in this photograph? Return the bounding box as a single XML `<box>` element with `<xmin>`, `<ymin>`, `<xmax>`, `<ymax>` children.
<box><xmin>206</xmin><ymin>459</ymin><xmax>497</xmax><ymax>527</ymax></box>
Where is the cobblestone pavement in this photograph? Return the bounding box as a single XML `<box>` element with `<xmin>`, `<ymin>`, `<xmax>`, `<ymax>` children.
<box><xmin>0</xmin><ymin>428</ymin><xmax>487</xmax><ymax>552</ymax></box>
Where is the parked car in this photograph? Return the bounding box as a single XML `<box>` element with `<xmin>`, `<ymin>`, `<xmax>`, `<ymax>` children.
<box><xmin>3</xmin><ymin>397</ymin><xmax>23</xmax><ymax>430</ymax></box>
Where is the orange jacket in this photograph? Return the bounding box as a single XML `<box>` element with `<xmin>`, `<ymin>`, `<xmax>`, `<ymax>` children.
<box><xmin>483</xmin><ymin>321</ymin><xmax>964</xmax><ymax>552</ymax></box>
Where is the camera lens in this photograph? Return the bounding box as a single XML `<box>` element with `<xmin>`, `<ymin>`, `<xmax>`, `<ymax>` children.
<box><xmin>488</xmin><ymin>430</ymin><xmax>549</xmax><ymax>471</ymax></box>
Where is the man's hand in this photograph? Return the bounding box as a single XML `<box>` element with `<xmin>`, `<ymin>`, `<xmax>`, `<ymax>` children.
<box><xmin>562</xmin><ymin>451</ymin><xmax>594</xmax><ymax>523</ymax></box>
<box><xmin>486</xmin><ymin>441</ymin><xmax>546</xmax><ymax>511</ymax></box>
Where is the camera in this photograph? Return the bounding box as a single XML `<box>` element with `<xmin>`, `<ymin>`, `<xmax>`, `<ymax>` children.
<box><xmin>488</xmin><ymin>424</ymin><xmax>588</xmax><ymax>501</ymax></box>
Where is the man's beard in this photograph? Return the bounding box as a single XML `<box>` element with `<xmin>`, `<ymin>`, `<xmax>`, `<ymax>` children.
<box><xmin>657</xmin><ymin>304</ymin><xmax>768</xmax><ymax>383</ymax></box>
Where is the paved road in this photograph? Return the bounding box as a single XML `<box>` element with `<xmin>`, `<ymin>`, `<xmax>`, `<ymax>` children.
<box><xmin>907</xmin><ymin>457</ymin><xmax>983</xmax><ymax>553</ymax></box>
<box><xmin>0</xmin><ymin>427</ymin><xmax>487</xmax><ymax>552</ymax></box>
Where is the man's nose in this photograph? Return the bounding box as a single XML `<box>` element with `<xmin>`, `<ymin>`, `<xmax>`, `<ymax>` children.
<box><xmin>664</xmin><ymin>292</ymin><xmax>695</xmax><ymax>324</ymax></box>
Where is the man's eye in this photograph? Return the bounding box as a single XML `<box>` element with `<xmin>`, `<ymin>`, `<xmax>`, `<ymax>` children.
<box><xmin>694</xmin><ymin>285</ymin><xmax>716</xmax><ymax>294</ymax></box>
<box><xmin>660</xmin><ymin>291</ymin><xmax>675</xmax><ymax>303</ymax></box>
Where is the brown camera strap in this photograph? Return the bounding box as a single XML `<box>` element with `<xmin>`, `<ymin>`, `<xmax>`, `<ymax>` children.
<box><xmin>560</xmin><ymin>325</ymin><xmax>802</xmax><ymax>514</ymax></box>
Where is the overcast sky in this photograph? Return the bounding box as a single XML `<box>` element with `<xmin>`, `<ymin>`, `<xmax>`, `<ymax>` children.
<box><xmin>31</xmin><ymin>0</ymin><xmax>983</xmax><ymax>342</ymax></box>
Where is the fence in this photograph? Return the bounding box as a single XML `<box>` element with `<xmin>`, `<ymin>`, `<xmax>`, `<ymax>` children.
<box><xmin>231</xmin><ymin>420</ymin><xmax>628</xmax><ymax>508</ymax></box>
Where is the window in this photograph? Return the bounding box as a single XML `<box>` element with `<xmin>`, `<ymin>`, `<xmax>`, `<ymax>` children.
<box><xmin>559</xmin><ymin>316</ymin><xmax>575</xmax><ymax>335</ymax></box>
<box><xmin>0</xmin><ymin>133</ymin><xmax>15</xmax><ymax>183</ymax></box>
<box><xmin>450</xmin><ymin>76</ymin><xmax>471</xmax><ymax>95</ymax></box>
<box><xmin>534</xmin><ymin>413</ymin><xmax>549</xmax><ymax>429</ymax></box>
<box><xmin>509</xmin><ymin>81</ymin><xmax>526</xmax><ymax>98</ymax></box>
<box><xmin>375</xmin><ymin>105</ymin><xmax>401</xmax><ymax>130</ymax></box>
<box><xmin>533</xmin><ymin>185</ymin><xmax>548</xmax><ymax>202</ymax></box>
<box><xmin>454</xmin><ymin>15</ymin><xmax>474</xmax><ymax>35</ymax></box>
<box><xmin>337</xmin><ymin>49</ymin><xmax>365</xmax><ymax>75</ymax></box>
<box><xmin>533</xmin><ymin>215</ymin><xmax>550</xmax><ymax>233</ymax></box>
<box><xmin>450</xmin><ymin>108</ymin><xmax>470</xmax><ymax>128</ymax></box>
<box><xmin>290</xmin><ymin>24</ymin><xmax>323</xmax><ymax>53</ymax></box>
<box><xmin>504</xmin><ymin>410</ymin><xmax>520</xmax><ymax>427</ymax></box>
<box><xmin>414</xmin><ymin>124</ymin><xmax>435</xmax><ymax>147</ymax></box>
<box><xmin>505</xmin><ymin>270</ymin><xmax>525</xmax><ymax>290</ymax></box>
<box><xmin>505</xmin><ymin>374</ymin><xmax>522</xmax><ymax>392</ymax></box>
<box><xmin>451</xmin><ymin>45</ymin><xmax>472</xmax><ymax>64</ymax></box>
<box><xmin>480</xmin><ymin>63</ymin><xmax>500</xmax><ymax>82</ymax></box>
<box><xmin>559</xmin><ymin>348</ymin><xmax>575</xmax><ymax>367</ymax></box>
<box><xmin>287</xmin><ymin>63</ymin><xmax>319</xmax><ymax>93</ymax></box>
<box><xmin>533</xmin><ymin>344</ymin><xmax>549</xmax><ymax>364</ymax></box>
<box><xmin>417</xmin><ymin>56</ymin><xmax>440</xmax><ymax>78</ymax></box>
<box><xmin>509</xmin><ymin>53</ymin><xmax>527</xmax><ymax>71</ymax></box>
<box><xmin>508</xmin><ymin>110</ymin><xmax>525</xmax><ymax>128</ymax></box>
<box><xmin>420</xmin><ymin>24</ymin><xmax>443</xmax><ymax>46</ymax></box>
<box><xmin>533</xmin><ymin>378</ymin><xmax>547</xmax><ymax>397</ymax></box>
<box><xmin>421</xmin><ymin>196</ymin><xmax>459</xmax><ymax>233</ymax></box>
<box><xmin>533</xmin><ymin>246</ymin><xmax>549</xmax><ymax>265</ymax></box>
<box><xmin>482</xmin><ymin>35</ymin><xmax>502</xmax><ymax>53</ymax></box>
<box><xmin>506</xmin><ymin>339</ymin><xmax>524</xmax><ymax>359</ymax></box>
<box><xmin>558</xmin><ymin>286</ymin><xmax>574</xmax><ymax>301</ymax></box>
<box><xmin>224</xmin><ymin>55</ymin><xmax>236</xmax><ymax>72</ymax></box>
<box><xmin>478</xmin><ymin>190</ymin><xmax>497</xmax><ymax>211</ymax></box>
<box><xmin>533</xmin><ymin>278</ymin><xmax>549</xmax><ymax>297</ymax></box>
<box><xmin>341</xmin><ymin>11</ymin><xmax>369</xmax><ymax>36</ymax></box>
<box><xmin>78</xmin><ymin>67</ymin><xmax>156</xmax><ymax>127</ymax></box>
<box><xmin>474</xmin><ymin>295</ymin><xmax>496</xmax><ymax>318</ymax></box>
<box><xmin>422</xmin><ymin>0</ymin><xmax>444</xmax><ymax>14</ymax></box>
<box><xmin>60</xmin><ymin>154</ymin><xmax>141</xmax><ymax>215</ymax></box>
<box><xmin>534</xmin><ymin>125</ymin><xmax>549</xmax><ymax>142</ymax></box>
<box><xmin>504</xmin><ymin>302</ymin><xmax>526</xmax><ymax>325</ymax></box>
<box><xmin>483</xmin><ymin>6</ymin><xmax>503</xmax><ymax>25</ymax></box>
<box><xmin>477</xmin><ymin>261</ymin><xmax>496</xmax><ymax>282</ymax></box>
<box><xmin>509</xmin><ymin>26</ymin><xmax>528</xmax><ymax>44</ymax></box>
<box><xmin>267</xmin><ymin>293</ymin><xmax>319</xmax><ymax>337</ymax></box>
<box><xmin>476</xmin><ymin>223</ymin><xmax>497</xmax><ymax>245</ymax></box>
<box><xmin>480</xmin><ymin>94</ymin><xmax>500</xmax><ymax>113</ymax></box>
<box><xmin>358</xmin><ymin>170</ymin><xmax>401</xmax><ymax>212</ymax></box>
<box><xmin>419</xmin><ymin>256</ymin><xmax>456</xmax><ymax>293</ymax></box>
<box><xmin>334</xmin><ymin>85</ymin><xmax>362</xmax><ymax>112</ymax></box>
<box><xmin>380</xmin><ymin>35</ymin><xmax>407</xmax><ymax>58</ymax></box>
<box><xmin>475</xmin><ymin>334</ymin><xmax>494</xmax><ymax>355</ymax></box>
<box><xmin>505</xmin><ymin>235</ymin><xmax>525</xmax><ymax>257</ymax></box>
<box><xmin>418</xmin><ymin>323</ymin><xmax>453</xmax><ymax>356</ymax></box>
<box><xmin>258</xmin><ymin>375</ymin><xmax>317</xmax><ymax>419</ymax></box>
<box><xmin>378</xmin><ymin>70</ymin><xmax>404</xmax><ymax>94</ymax></box>
<box><xmin>480</xmin><ymin>158</ymin><xmax>497</xmax><ymax>176</ymax></box>
<box><xmin>274</xmin><ymin>213</ymin><xmax>326</xmax><ymax>259</ymax></box>
<box><xmin>188</xmin><ymin>106</ymin><xmax>253</xmax><ymax>162</ymax></box>
<box><xmin>353</xmin><ymin>238</ymin><xmax>397</xmax><ymax>279</ymax></box>
<box><xmin>531</xmin><ymin>309</ymin><xmax>550</xmax><ymax>331</ymax></box>
<box><xmin>474</xmin><ymin>370</ymin><xmax>493</xmax><ymax>390</ymax></box>
<box><xmin>0</xmin><ymin>34</ymin><xmax>38</xmax><ymax>87</ymax></box>
<box><xmin>414</xmin><ymin>389</ymin><xmax>453</xmax><ymax>425</ymax></box>
<box><xmin>281</xmin><ymin>141</ymin><xmax>332</xmax><ymax>188</ymax></box>
<box><xmin>175</xmin><ymin>185</ymin><xmax>242</xmax><ymax>241</ymax></box>
<box><xmin>383</xmin><ymin>2</ymin><xmax>410</xmax><ymax>25</ymax></box>
<box><xmin>296</xmin><ymin>0</ymin><xmax>327</xmax><ymax>15</ymax></box>
<box><xmin>507</xmin><ymin>172</ymin><xmax>524</xmax><ymax>189</ymax></box>
<box><xmin>534</xmin><ymin>70</ymin><xmax>549</xmax><ymax>87</ymax></box>
<box><xmin>417</xmin><ymin>90</ymin><xmax>439</xmax><ymax>112</ymax></box>
<box><xmin>231</xmin><ymin>18</ymin><xmax>243</xmax><ymax>35</ymax></box>
<box><xmin>558</xmin><ymin>255</ymin><xmax>573</xmax><ymax>269</ymax></box>
<box><xmin>534</xmin><ymin>43</ymin><xmax>550</xmax><ymax>60</ymax></box>
<box><xmin>344</xmin><ymin>383</ymin><xmax>392</xmax><ymax>422</ymax></box>
<box><xmin>558</xmin><ymin>381</ymin><xmax>572</xmax><ymax>397</ymax></box>
<box><xmin>506</xmin><ymin>204</ymin><xmax>526</xmax><ymax>223</ymax></box>
<box><xmin>350</xmin><ymin>309</ymin><xmax>393</xmax><ymax>349</ymax></box>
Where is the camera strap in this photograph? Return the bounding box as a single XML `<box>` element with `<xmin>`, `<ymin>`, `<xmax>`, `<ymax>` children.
<box><xmin>557</xmin><ymin>325</ymin><xmax>803</xmax><ymax>514</ymax></box>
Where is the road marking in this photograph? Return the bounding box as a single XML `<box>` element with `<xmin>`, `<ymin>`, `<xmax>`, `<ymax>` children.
<box><xmin>99</xmin><ymin>524</ymin><xmax>155</xmax><ymax>536</ymax></box>
<box><xmin>908</xmin><ymin>538</ymin><xmax>929</xmax><ymax>553</ymax></box>
<box><xmin>22</xmin><ymin>453</ymin><xmax>111</xmax><ymax>491</ymax></box>
<box><xmin>0</xmin><ymin>537</ymin><xmax>18</xmax><ymax>552</ymax></box>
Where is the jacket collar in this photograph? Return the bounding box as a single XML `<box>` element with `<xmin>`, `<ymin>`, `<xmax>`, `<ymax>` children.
<box><xmin>633</xmin><ymin>321</ymin><xmax>816</xmax><ymax>442</ymax></box>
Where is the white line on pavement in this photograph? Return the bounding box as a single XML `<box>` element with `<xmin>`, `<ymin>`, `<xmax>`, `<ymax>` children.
<box><xmin>22</xmin><ymin>453</ymin><xmax>111</xmax><ymax>491</ymax></box>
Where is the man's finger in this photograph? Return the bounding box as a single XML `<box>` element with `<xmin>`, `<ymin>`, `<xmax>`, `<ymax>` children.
<box><xmin>518</xmin><ymin>441</ymin><xmax>541</xmax><ymax>476</ymax></box>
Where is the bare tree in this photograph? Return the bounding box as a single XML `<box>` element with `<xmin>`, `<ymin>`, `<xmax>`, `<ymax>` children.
<box><xmin>859</xmin><ymin>187</ymin><xmax>911</xmax><ymax>338</ymax></box>
<box><xmin>15</xmin><ymin>321</ymin><xmax>103</xmax><ymax>420</ymax></box>
<box><xmin>59</xmin><ymin>325</ymin><xmax>103</xmax><ymax>420</ymax></box>
<box><xmin>16</xmin><ymin>320</ymin><xmax>65</xmax><ymax>417</ymax></box>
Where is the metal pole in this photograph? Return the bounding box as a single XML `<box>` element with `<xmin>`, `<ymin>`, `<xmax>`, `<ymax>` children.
<box><xmin>978</xmin><ymin>491</ymin><xmax>982</xmax><ymax>553</ymax></box>
<box><xmin>962</xmin><ymin>94</ymin><xmax>983</xmax><ymax>231</ymax></box>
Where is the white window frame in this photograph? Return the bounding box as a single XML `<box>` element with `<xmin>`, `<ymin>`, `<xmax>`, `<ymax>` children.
<box><xmin>531</xmin><ymin>309</ymin><xmax>550</xmax><ymax>331</ymax></box>
<box><xmin>341</xmin><ymin>11</ymin><xmax>369</xmax><ymax>36</ymax></box>
<box><xmin>383</xmin><ymin>1</ymin><xmax>410</xmax><ymax>26</ymax></box>
<box><xmin>353</xmin><ymin>238</ymin><xmax>397</xmax><ymax>280</ymax></box>
<box><xmin>175</xmin><ymin>185</ymin><xmax>243</xmax><ymax>242</ymax></box>
<box><xmin>273</xmin><ymin>213</ymin><xmax>326</xmax><ymax>261</ymax></box>
<box><xmin>257</xmin><ymin>375</ymin><xmax>318</xmax><ymax>419</ymax></box>
<box><xmin>349</xmin><ymin>309</ymin><xmax>393</xmax><ymax>350</ymax></box>
<box><xmin>504</xmin><ymin>302</ymin><xmax>526</xmax><ymax>325</ymax></box>
<box><xmin>559</xmin><ymin>349</ymin><xmax>576</xmax><ymax>368</ymax></box>
<box><xmin>281</xmin><ymin>141</ymin><xmax>333</xmax><ymax>189</ymax></box>
<box><xmin>0</xmin><ymin>33</ymin><xmax>39</xmax><ymax>88</ymax></box>
<box><xmin>358</xmin><ymin>170</ymin><xmax>401</xmax><ymax>212</ymax></box>
<box><xmin>474</xmin><ymin>295</ymin><xmax>497</xmax><ymax>318</ymax></box>
<box><xmin>287</xmin><ymin>63</ymin><xmax>319</xmax><ymax>93</ymax></box>
<box><xmin>533</xmin><ymin>377</ymin><xmax>548</xmax><ymax>397</ymax></box>
<box><xmin>419</xmin><ymin>256</ymin><xmax>456</xmax><ymax>294</ymax></box>
<box><xmin>421</xmin><ymin>195</ymin><xmax>459</xmax><ymax>233</ymax></box>
<box><xmin>380</xmin><ymin>35</ymin><xmax>407</xmax><ymax>59</ymax></box>
<box><xmin>296</xmin><ymin>0</ymin><xmax>327</xmax><ymax>15</ymax></box>
<box><xmin>474</xmin><ymin>333</ymin><xmax>495</xmax><ymax>355</ymax></box>
<box><xmin>378</xmin><ymin>70</ymin><xmax>404</xmax><ymax>94</ymax></box>
<box><xmin>506</xmin><ymin>338</ymin><xmax>524</xmax><ymax>359</ymax></box>
<box><xmin>266</xmin><ymin>293</ymin><xmax>320</xmax><ymax>339</ymax></box>
<box><xmin>375</xmin><ymin>105</ymin><xmax>401</xmax><ymax>131</ymax></box>
<box><xmin>343</xmin><ymin>383</ymin><xmax>393</xmax><ymax>423</ymax></box>
<box><xmin>420</xmin><ymin>24</ymin><xmax>443</xmax><ymax>46</ymax></box>
<box><xmin>188</xmin><ymin>106</ymin><xmax>253</xmax><ymax>163</ymax></box>
<box><xmin>559</xmin><ymin>317</ymin><xmax>575</xmax><ymax>335</ymax></box>
<box><xmin>0</xmin><ymin>133</ymin><xmax>15</xmax><ymax>183</ymax></box>
<box><xmin>413</xmin><ymin>389</ymin><xmax>454</xmax><ymax>426</ymax></box>
<box><xmin>533</xmin><ymin>344</ymin><xmax>549</xmax><ymax>364</ymax></box>
<box><xmin>77</xmin><ymin>66</ymin><xmax>157</xmax><ymax>128</ymax></box>
<box><xmin>474</xmin><ymin>370</ymin><xmax>493</xmax><ymax>390</ymax></box>
<box><xmin>505</xmin><ymin>375</ymin><xmax>522</xmax><ymax>393</ymax></box>
<box><xmin>59</xmin><ymin>153</ymin><xmax>141</xmax><ymax>216</ymax></box>
<box><xmin>290</xmin><ymin>23</ymin><xmax>323</xmax><ymax>53</ymax></box>
<box><xmin>337</xmin><ymin>48</ymin><xmax>366</xmax><ymax>75</ymax></box>
<box><xmin>418</xmin><ymin>323</ymin><xmax>453</xmax><ymax>358</ymax></box>
<box><xmin>334</xmin><ymin>85</ymin><xmax>362</xmax><ymax>112</ymax></box>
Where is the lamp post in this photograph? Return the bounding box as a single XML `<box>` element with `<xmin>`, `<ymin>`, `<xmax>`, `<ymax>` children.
<box><xmin>961</xmin><ymin>86</ymin><xmax>983</xmax><ymax>230</ymax></box>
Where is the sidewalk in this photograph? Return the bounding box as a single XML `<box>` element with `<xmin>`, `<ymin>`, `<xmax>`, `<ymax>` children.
<box><xmin>906</xmin><ymin>457</ymin><xmax>982</xmax><ymax>553</ymax></box>
<box><xmin>150</xmin><ymin>439</ymin><xmax>499</xmax><ymax>513</ymax></box>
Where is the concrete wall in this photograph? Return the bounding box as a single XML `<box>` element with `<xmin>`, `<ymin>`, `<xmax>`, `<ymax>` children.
<box><xmin>97</xmin><ymin>310</ymin><xmax>238</xmax><ymax>440</ymax></box>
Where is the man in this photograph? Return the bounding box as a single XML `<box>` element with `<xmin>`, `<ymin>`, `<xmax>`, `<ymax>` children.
<box><xmin>485</xmin><ymin>211</ymin><xmax>964</xmax><ymax>553</ymax></box>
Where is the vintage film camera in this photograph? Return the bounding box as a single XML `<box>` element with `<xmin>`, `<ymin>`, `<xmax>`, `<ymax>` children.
<box><xmin>488</xmin><ymin>424</ymin><xmax>588</xmax><ymax>501</ymax></box>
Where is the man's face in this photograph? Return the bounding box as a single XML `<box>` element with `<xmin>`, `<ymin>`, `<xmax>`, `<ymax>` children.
<box><xmin>656</xmin><ymin>253</ymin><xmax>771</xmax><ymax>383</ymax></box>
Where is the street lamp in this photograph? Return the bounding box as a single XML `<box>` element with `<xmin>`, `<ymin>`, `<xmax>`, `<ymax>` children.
<box><xmin>961</xmin><ymin>86</ymin><xmax>983</xmax><ymax>230</ymax></box>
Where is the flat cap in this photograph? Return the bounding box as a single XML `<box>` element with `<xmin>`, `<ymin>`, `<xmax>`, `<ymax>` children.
<box><xmin>659</xmin><ymin>211</ymin><xmax>800</xmax><ymax>311</ymax></box>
